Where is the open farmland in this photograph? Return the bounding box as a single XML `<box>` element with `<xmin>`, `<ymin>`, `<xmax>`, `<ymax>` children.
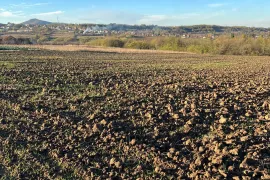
<box><xmin>0</xmin><ymin>49</ymin><xmax>269</xmax><ymax>179</ymax></box>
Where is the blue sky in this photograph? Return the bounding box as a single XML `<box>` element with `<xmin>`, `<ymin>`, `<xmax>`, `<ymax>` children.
<box><xmin>0</xmin><ymin>0</ymin><xmax>270</xmax><ymax>27</ymax></box>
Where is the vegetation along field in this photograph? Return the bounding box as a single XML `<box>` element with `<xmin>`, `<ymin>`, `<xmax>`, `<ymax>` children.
<box><xmin>0</xmin><ymin>48</ymin><xmax>269</xmax><ymax>179</ymax></box>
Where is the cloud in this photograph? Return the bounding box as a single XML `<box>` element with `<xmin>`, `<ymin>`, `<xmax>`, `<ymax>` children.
<box><xmin>10</xmin><ymin>2</ymin><xmax>50</xmax><ymax>8</ymax></box>
<box><xmin>77</xmin><ymin>8</ymin><xmax>230</xmax><ymax>26</ymax></box>
<box><xmin>0</xmin><ymin>11</ymin><xmax>14</xmax><ymax>17</ymax></box>
<box><xmin>77</xmin><ymin>9</ymin><xmax>204</xmax><ymax>25</ymax></box>
<box><xmin>137</xmin><ymin>13</ymin><xmax>200</xmax><ymax>25</ymax></box>
<box><xmin>79</xmin><ymin>10</ymin><xmax>144</xmax><ymax>24</ymax></box>
<box><xmin>32</xmin><ymin>11</ymin><xmax>64</xmax><ymax>16</ymax></box>
<box><xmin>136</xmin><ymin>11</ymin><xmax>227</xmax><ymax>25</ymax></box>
<box><xmin>202</xmin><ymin>10</ymin><xmax>226</xmax><ymax>19</ymax></box>
<box><xmin>0</xmin><ymin>9</ymin><xmax>24</xmax><ymax>17</ymax></box>
<box><xmin>242</xmin><ymin>19</ymin><xmax>270</xmax><ymax>28</ymax></box>
<box><xmin>208</xmin><ymin>3</ymin><xmax>225</xmax><ymax>8</ymax></box>
<box><xmin>32</xmin><ymin>3</ymin><xmax>50</xmax><ymax>6</ymax></box>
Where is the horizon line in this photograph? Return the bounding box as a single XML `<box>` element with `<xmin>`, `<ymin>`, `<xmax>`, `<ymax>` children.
<box><xmin>1</xmin><ymin>19</ymin><xmax>270</xmax><ymax>29</ymax></box>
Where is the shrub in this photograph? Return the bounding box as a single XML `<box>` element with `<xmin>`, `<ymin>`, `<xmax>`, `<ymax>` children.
<box><xmin>52</xmin><ymin>36</ymin><xmax>76</xmax><ymax>45</ymax></box>
<box><xmin>2</xmin><ymin>36</ymin><xmax>17</xmax><ymax>44</ymax></box>
<box><xmin>104</xmin><ymin>39</ymin><xmax>125</xmax><ymax>48</ymax></box>
<box><xmin>75</xmin><ymin>35</ymin><xmax>270</xmax><ymax>56</ymax></box>
<box><xmin>78</xmin><ymin>37</ymin><xmax>97</xmax><ymax>44</ymax></box>
<box><xmin>86</xmin><ymin>38</ymin><xmax>106</xmax><ymax>46</ymax></box>
<box><xmin>125</xmin><ymin>40</ymin><xmax>154</xmax><ymax>49</ymax></box>
<box><xmin>37</xmin><ymin>36</ymin><xmax>49</xmax><ymax>44</ymax></box>
<box><xmin>154</xmin><ymin>37</ymin><xmax>183</xmax><ymax>51</ymax></box>
<box><xmin>187</xmin><ymin>45</ymin><xmax>205</xmax><ymax>54</ymax></box>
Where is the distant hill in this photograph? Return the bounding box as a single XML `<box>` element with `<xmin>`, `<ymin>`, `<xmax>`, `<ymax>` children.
<box><xmin>6</xmin><ymin>19</ymin><xmax>269</xmax><ymax>35</ymax></box>
<box><xmin>95</xmin><ymin>24</ymin><xmax>270</xmax><ymax>34</ymax></box>
<box><xmin>21</xmin><ymin>19</ymin><xmax>52</xmax><ymax>25</ymax></box>
<box><xmin>77</xmin><ymin>23</ymin><xmax>270</xmax><ymax>35</ymax></box>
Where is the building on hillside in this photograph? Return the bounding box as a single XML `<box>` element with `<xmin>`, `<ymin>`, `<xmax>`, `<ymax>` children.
<box><xmin>17</xmin><ymin>28</ymin><xmax>32</xmax><ymax>33</ymax></box>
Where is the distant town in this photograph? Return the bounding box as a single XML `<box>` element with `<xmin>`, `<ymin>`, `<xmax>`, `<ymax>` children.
<box><xmin>1</xmin><ymin>19</ymin><xmax>270</xmax><ymax>39</ymax></box>
<box><xmin>1</xmin><ymin>18</ymin><xmax>270</xmax><ymax>48</ymax></box>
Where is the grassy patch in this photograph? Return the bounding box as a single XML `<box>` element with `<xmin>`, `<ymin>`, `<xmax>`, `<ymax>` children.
<box><xmin>0</xmin><ymin>62</ymin><xmax>15</xmax><ymax>69</ymax></box>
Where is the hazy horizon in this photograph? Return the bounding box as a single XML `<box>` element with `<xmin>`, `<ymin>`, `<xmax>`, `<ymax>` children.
<box><xmin>1</xmin><ymin>0</ymin><xmax>270</xmax><ymax>27</ymax></box>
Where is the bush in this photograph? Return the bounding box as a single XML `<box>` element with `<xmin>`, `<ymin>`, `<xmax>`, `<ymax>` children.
<box><xmin>187</xmin><ymin>45</ymin><xmax>204</xmax><ymax>54</ymax></box>
<box><xmin>125</xmin><ymin>40</ymin><xmax>154</xmax><ymax>49</ymax></box>
<box><xmin>37</xmin><ymin>36</ymin><xmax>49</xmax><ymax>44</ymax></box>
<box><xmin>153</xmin><ymin>37</ymin><xmax>183</xmax><ymax>51</ymax></box>
<box><xmin>17</xmin><ymin>38</ymin><xmax>32</xmax><ymax>45</ymax></box>
<box><xmin>80</xmin><ymin>35</ymin><xmax>270</xmax><ymax>56</ymax></box>
<box><xmin>52</xmin><ymin>36</ymin><xmax>76</xmax><ymax>45</ymax></box>
<box><xmin>78</xmin><ymin>37</ymin><xmax>97</xmax><ymax>44</ymax></box>
<box><xmin>2</xmin><ymin>36</ymin><xmax>17</xmax><ymax>44</ymax></box>
<box><xmin>86</xmin><ymin>38</ymin><xmax>105</xmax><ymax>46</ymax></box>
<box><xmin>104</xmin><ymin>39</ymin><xmax>125</xmax><ymax>48</ymax></box>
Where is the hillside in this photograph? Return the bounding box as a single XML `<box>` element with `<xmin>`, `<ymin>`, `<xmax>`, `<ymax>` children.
<box><xmin>21</xmin><ymin>18</ymin><xmax>52</xmax><ymax>25</ymax></box>
<box><xmin>104</xmin><ymin>24</ymin><xmax>270</xmax><ymax>34</ymax></box>
<box><xmin>76</xmin><ymin>23</ymin><xmax>270</xmax><ymax>35</ymax></box>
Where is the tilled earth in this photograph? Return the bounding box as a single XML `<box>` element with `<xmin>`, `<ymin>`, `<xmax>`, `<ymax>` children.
<box><xmin>0</xmin><ymin>50</ymin><xmax>269</xmax><ymax>179</ymax></box>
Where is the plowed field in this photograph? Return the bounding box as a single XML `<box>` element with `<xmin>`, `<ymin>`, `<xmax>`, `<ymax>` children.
<box><xmin>0</xmin><ymin>49</ymin><xmax>269</xmax><ymax>179</ymax></box>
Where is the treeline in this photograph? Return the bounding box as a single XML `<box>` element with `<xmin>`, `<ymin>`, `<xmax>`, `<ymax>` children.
<box><xmin>3</xmin><ymin>34</ymin><xmax>270</xmax><ymax>56</ymax></box>
<box><xmin>78</xmin><ymin>35</ymin><xmax>270</xmax><ymax>56</ymax></box>
<box><xmin>50</xmin><ymin>23</ymin><xmax>270</xmax><ymax>34</ymax></box>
